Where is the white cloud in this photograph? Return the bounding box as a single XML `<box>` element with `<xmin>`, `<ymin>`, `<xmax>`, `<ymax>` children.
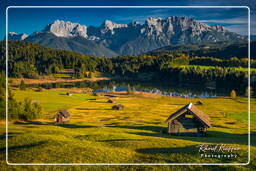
<box><xmin>198</xmin><ymin>17</ymin><xmax>248</xmax><ymax>25</ymax></box>
<box><xmin>224</xmin><ymin>24</ymin><xmax>248</xmax><ymax>35</ymax></box>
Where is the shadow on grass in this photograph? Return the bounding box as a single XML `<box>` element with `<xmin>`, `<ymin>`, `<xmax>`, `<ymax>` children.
<box><xmin>135</xmin><ymin>145</ymin><xmax>244</xmax><ymax>163</ymax></box>
<box><xmin>55</xmin><ymin>124</ymin><xmax>96</xmax><ymax>129</ymax></box>
<box><xmin>99</xmin><ymin>139</ymin><xmax>145</xmax><ymax>142</ymax></box>
<box><xmin>128</xmin><ymin>131</ymin><xmax>250</xmax><ymax>145</ymax></box>
<box><xmin>0</xmin><ymin>132</ymin><xmax>23</xmax><ymax>140</ymax></box>
<box><xmin>232</xmin><ymin>98</ymin><xmax>247</xmax><ymax>104</ymax></box>
<box><xmin>136</xmin><ymin>145</ymin><xmax>198</xmax><ymax>154</ymax></box>
<box><xmin>211</xmin><ymin>124</ymin><xmax>230</xmax><ymax>129</ymax></box>
<box><xmin>106</xmin><ymin>125</ymin><xmax>164</xmax><ymax>132</ymax></box>
<box><xmin>14</xmin><ymin>121</ymin><xmax>49</xmax><ymax>125</ymax></box>
<box><xmin>87</xmin><ymin>98</ymin><xmax>97</xmax><ymax>100</ymax></box>
<box><xmin>107</xmin><ymin>124</ymin><xmax>251</xmax><ymax>145</ymax></box>
<box><xmin>76</xmin><ymin>108</ymin><xmax>112</xmax><ymax>110</ymax></box>
<box><xmin>0</xmin><ymin>141</ymin><xmax>46</xmax><ymax>152</ymax></box>
<box><xmin>88</xmin><ymin>101</ymin><xmax>109</xmax><ymax>103</ymax></box>
<box><xmin>14</xmin><ymin>121</ymin><xmax>96</xmax><ymax>129</ymax></box>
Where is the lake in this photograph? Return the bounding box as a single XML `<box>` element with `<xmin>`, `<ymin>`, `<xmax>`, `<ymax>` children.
<box><xmin>26</xmin><ymin>79</ymin><xmax>248</xmax><ymax>98</ymax></box>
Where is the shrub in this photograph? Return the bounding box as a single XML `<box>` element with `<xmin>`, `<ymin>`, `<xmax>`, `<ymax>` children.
<box><xmin>22</xmin><ymin>98</ymin><xmax>42</xmax><ymax>120</ymax></box>
<box><xmin>0</xmin><ymin>87</ymin><xmax>5</xmax><ymax>119</ymax></box>
<box><xmin>7</xmin><ymin>89</ymin><xmax>23</xmax><ymax>120</ymax></box>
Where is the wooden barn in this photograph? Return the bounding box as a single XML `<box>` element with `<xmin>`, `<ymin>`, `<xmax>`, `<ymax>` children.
<box><xmin>107</xmin><ymin>99</ymin><xmax>115</xmax><ymax>103</ymax></box>
<box><xmin>54</xmin><ymin>109</ymin><xmax>70</xmax><ymax>124</ymax></box>
<box><xmin>112</xmin><ymin>104</ymin><xmax>124</xmax><ymax>110</ymax></box>
<box><xmin>165</xmin><ymin>103</ymin><xmax>211</xmax><ymax>136</ymax></box>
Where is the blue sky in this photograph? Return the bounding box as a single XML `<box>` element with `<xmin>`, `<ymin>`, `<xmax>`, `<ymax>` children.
<box><xmin>1</xmin><ymin>0</ymin><xmax>255</xmax><ymax>39</ymax></box>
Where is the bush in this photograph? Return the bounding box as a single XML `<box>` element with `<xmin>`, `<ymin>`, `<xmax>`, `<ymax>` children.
<box><xmin>7</xmin><ymin>89</ymin><xmax>23</xmax><ymax>120</ymax></box>
<box><xmin>22</xmin><ymin>98</ymin><xmax>42</xmax><ymax>120</ymax></box>
<box><xmin>230</xmin><ymin>90</ymin><xmax>237</xmax><ymax>99</ymax></box>
<box><xmin>5</xmin><ymin>91</ymin><xmax>42</xmax><ymax>121</ymax></box>
<box><xmin>0</xmin><ymin>87</ymin><xmax>5</xmax><ymax>119</ymax></box>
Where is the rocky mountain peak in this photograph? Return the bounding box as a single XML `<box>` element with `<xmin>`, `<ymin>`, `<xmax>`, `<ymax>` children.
<box><xmin>6</xmin><ymin>32</ymin><xmax>28</xmax><ymax>40</ymax></box>
<box><xmin>129</xmin><ymin>21</ymin><xmax>141</xmax><ymax>27</ymax></box>
<box><xmin>8</xmin><ymin>16</ymin><xmax>245</xmax><ymax>57</ymax></box>
<box><xmin>44</xmin><ymin>20</ymin><xmax>88</xmax><ymax>38</ymax></box>
<box><xmin>211</xmin><ymin>25</ymin><xmax>227</xmax><ymax>32</ymax></box>
<box><xmin>100</xmin><ymin>19</ymin><xmax>128</xmax><ymax>34</ymax></box>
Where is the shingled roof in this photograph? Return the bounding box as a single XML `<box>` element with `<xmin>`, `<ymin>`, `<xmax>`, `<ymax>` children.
<box><xmin>58</xmin><ymin>109</ymin><xmax>70</xmax><ymax>118</ymax></box>
<box><xmin>165</xmin><ymin>103</ymin><xmax>211</xmax><ymax>127</ymax></box>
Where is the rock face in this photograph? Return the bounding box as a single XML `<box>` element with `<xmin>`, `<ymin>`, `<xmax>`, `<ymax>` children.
<box><xmin>6</xmin><ymin>32</ymin><xmax>28</xmax><ymax>40</ymax></box>
<box><xmin>43</xmin><ymin>20</ymin><xmax>88</xmax><ymax>38</ymax></box>
<box><xmin>10</xmin><ymin>17</ymin><xmax>246</xmax><ymax>57</ymax></box>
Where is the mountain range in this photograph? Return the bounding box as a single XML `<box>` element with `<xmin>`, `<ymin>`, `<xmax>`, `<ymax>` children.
<box><xmin>7</xmin><ymin>17</ymin><xmax>246</xmax><ymax>57</ymax></box>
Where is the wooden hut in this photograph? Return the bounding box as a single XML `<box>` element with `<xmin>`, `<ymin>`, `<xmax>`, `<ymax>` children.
<box><xmin>107</xmin><ymin>99</ymin><xmax>115</xmax><ymax>103</ymax></box>
<box><xmin>66</xmin><ymin>92</ymin><xmax>72</xmax><ymax>96</ymax></box>
<box><xmin>112</xmin><ymin>104</ymin><xmax>124</xmax><ymax>110</ymax></box>
<box><xmin>196</xmin><ymin>100</ymin><xmax>203</xmax><ymax>105</ymax></box>
<box><xmin>55</xmin><ymin>109</ymin><xmax>70</xmax><ymax>124</ymax></box>
<box><xmin>165</xmin><ymin>103</ymin><xmax>211</xmax><ymax>136</ymax></box>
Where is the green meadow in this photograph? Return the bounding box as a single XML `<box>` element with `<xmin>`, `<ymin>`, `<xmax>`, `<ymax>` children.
<box><xmin>0</xmin><ymin>88</ymin><xmax>255</xmax><ymax>170</ymax></box>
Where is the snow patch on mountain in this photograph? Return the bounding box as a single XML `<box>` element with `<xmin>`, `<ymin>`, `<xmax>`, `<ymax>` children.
<box><xmin>7</xmin><ymin>32</ymin><xmax>28</xmax><ymax>40</ymax></box>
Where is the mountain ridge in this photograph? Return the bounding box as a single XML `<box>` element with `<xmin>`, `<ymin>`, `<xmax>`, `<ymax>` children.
<box><xmin>7</xmin><ymin>17</ymin><xmax>246</xmax><ymax>57</ymax></box>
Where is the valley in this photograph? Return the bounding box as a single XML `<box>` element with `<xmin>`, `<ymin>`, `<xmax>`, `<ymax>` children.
<box><xmin>0</xmin><ymin>14</ymin><xmax>255</xmax><ymax>170</ymax></box>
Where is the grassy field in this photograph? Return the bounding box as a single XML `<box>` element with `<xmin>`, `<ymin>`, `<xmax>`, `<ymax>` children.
<box><xmin>180</xmin><ymin>65</ymin><xmax>256</xmax><ymax>72</ymax></box>
<box><xmin>0</xmin><ymin>88</ymin><xmax>255</xmax><ymax>170</ymax></box>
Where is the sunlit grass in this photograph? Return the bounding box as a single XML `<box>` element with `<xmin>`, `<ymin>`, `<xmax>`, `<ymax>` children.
<box><xmin>0</xmin><ymin>88</ymin><xmax>255</xmax><ymax>170</ymax></box>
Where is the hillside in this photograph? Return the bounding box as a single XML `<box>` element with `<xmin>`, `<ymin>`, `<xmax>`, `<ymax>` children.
<box><xmin>24</xmin><ymin>32</ymin><xmax>118</xmax><ymax>57</ymax></box>
<box><xmin>145</xmin><ymin>41</ymin><xmax>255</xmax><ymax>59</ymax></box>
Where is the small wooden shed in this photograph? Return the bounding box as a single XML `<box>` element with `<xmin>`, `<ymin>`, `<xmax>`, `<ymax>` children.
<box><xmin>196</xmin><ymin>100</ymin><xmax>203</xmax><ymax>105</ymax></box>
<box><xmin>112</xmin><ymin>104</ymin><xmax>124</xmax><ymax>110</ymax></box>
<box><xmin>55</xmin><ymin>109</ymin><xmax>70</xmax><ymax>124</ymax></box>
<box><xmin>107</xmin><ymin>99</ymin><xmax>115</xmax><ymax>103</ymax></box>
<box><xmin>165</xmin><ymin>103</ymin><xmax>211</xmax><ymax>136</ymax></box>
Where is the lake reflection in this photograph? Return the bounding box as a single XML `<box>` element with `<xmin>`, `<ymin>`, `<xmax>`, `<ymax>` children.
<box><xmin>27</xmin><ymin>79</ymin><xmax>246</xmax><ymax>98</ymax></box>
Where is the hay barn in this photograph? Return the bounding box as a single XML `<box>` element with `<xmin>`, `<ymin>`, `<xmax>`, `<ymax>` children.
<box><xmin>55</xmin><ymin>109</ymin><xmax>70</xmax><ymax>124</ymax></box>
<box><xmin>165</xmin><ymin>103</ymin><xmax>211</xmax><ymax>136</ymax></box>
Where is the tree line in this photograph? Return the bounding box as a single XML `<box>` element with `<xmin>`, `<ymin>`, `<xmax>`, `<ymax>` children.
<box><xmin>0</xmin><ymin>41</ymin><xmax>254</xmax><ymax>86</ymax></box>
